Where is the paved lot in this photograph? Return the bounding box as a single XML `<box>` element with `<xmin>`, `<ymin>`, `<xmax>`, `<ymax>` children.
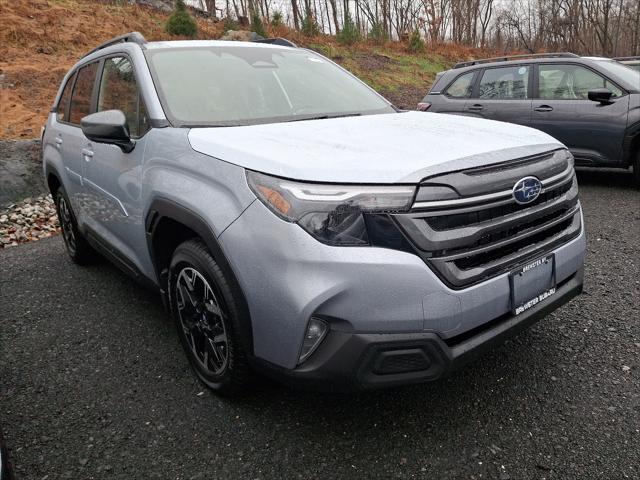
<box><xmin>1</xmin><ymin>169</ymin><xmax>638</xmax><ymax>480</ymax></box>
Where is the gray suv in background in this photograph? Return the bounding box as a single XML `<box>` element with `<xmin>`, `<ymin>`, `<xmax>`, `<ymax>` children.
<box><xmin>421</xmin><ymin>53</ymin><xmax>640</xmax><ymax>184</ymax></box>
<box><xmin>43</xmin><ymin>34</ymin><xmax>586</xmax><ymax>395</ymax></box>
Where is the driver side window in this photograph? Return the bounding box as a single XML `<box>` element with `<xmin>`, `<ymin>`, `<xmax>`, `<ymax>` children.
<box><xmin>97</xmin><ymin>57</ymin><xmax>149</xmax><ymax>138</ymax></box>
<box><xmin>538</xmin><ymin>64</ymin><xmax>623</xmax><ymax>100</ymax></box>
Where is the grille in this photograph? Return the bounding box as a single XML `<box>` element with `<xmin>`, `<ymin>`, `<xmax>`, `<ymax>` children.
<box><xmin>393</xmin><ymin>151</ymin><xmax>582</xmax><ymax>288</ymax></box>
<box><xmin>426</xmin><ymin>179</ymin><xmax>573</xmax><ymax>231</ymax></box>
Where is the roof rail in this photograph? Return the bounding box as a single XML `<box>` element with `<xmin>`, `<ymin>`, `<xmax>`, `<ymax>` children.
<box><xmin>613</xmin><ymin>56</ymin><xmax>640</xmax><ymax>61</ymax></box>
<box><xmin>84</xmin><ymin>32</ymin><xmax>147</xmax><ymax>57</ymax></box>
<box><xmin>252</xmin><ymin>38</ymin><xmax>297</xmax><ymax>48</ymax></box>
<box><xmin>453</xmin><ymin>52</ymin><xmax>580</xmax><ymax>69</ymax></box>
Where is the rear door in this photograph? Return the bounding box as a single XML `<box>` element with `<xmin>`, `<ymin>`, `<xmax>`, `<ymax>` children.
<box><xmin>530</xmin><ymin>63</ymin><xmax>629</xmax><ymax>165</ymax></box>
<box><xmin>428</xmin><ymin>70</ymin><xmax>477</xmax><ymax>114</ymax></box>
<box><xmin>465</xmin><ymin>64</ymin><xmax>533</xmax><ymax>126</ymax></box>
<box><xmin>49</xmin><ymin>71</ymin><xmax>79</xmax><ymax>198</ymax></box>
<box><xmin>81</xmin><ymin>55</ymin><xmax>150</xmax><ymax>268</ymax></box>
<box><xmin>63</xmin><ymin>61</ymin><xmax>100</xmax><ymax>219</ymax></box>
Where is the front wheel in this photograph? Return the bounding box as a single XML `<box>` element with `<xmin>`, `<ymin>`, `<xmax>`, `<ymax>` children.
<box><xmin>169</xmin><ymin>239</ymin><xmax>251</xmax><ymax>395</ymax></box>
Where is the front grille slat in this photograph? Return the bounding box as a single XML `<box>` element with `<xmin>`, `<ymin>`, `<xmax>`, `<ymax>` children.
<box><xmin>392</xmin><ymin>153</ymin><xmax>582</xmax><ymax>289</ymax></box>
<box><xmin>395</xmin><ymin>179</ymin><xmax>578</xmax><ymax>254</ymax></box>
<box><xmin>430</xmin><ymin>213</ymin><xmax>581</xmax><ymax>286</ymax></box>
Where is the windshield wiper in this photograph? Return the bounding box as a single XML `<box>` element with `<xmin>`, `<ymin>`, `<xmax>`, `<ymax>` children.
<box><xmin>286</xmin><ymin>113</ymin><xmax>363</xmax><ymax>123</ymax></box>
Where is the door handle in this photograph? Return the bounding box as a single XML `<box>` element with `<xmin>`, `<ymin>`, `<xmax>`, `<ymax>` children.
<box><xmin>468</xmin><ymin>104</ymin><xmax>484</xmax><ymax>111</ymax></box>
<box><xmin>54</xmin><ymin>137</ymin><xmax>63</xmax><ymax>148</ymax></box>
<box><xmin>534</xmin><ymin>105</ymin><xmax>554</xmax><ymax>112</ymax></box>
<box><xmin>81</xmin><ymin>148</ymin><xmax>94</xmax><ymax>161</ymax></box>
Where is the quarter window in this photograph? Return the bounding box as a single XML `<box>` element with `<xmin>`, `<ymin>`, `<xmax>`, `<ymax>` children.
<box><xmin>56</xmin><ymin>72</ymin><xmax>76</xmax><ymax>122</ymax></box>
<box><xmin>69</xmin><ymin>62</ymin><xmax>98</xmax><ymax>125</ymax></box>
<box><xmin>445</xmin><ymin>72</ymin><xmax>475</xmax><ymax>98</ymax></box>
<box><xmin>97</xmin><ymin>57</ymin><xmax>149</xmax><ymax>137</ymax></box>
<box><xmin>538</xmin><ymin>64</ymin><xmax>623</xmax><ymax>100</ymax></box>
<box><xmin>479</xmin><ymin>66</ymin><xmax>530</xmax><ymax>100</ymax></box>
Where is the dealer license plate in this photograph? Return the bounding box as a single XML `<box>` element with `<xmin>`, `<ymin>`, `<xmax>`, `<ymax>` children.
<box><xmin>509</xmin><ymin>255</ymin><xmax>556</xmax><ymax>316</ymax></box>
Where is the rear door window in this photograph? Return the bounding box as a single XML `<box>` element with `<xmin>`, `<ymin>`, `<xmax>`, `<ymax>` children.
<box><xmin>56</xmin><ymin>72</ymin><xmax>76</xmax><ymax>123</ymax></box>
<box><xmin>445</xmin><ymin>72</ymin><xmax>475</xmax><ymax>98</ymax></box>
<box><xmin>479</xmin><ymin>66</ymin><xmax>530</xmax><ymax>100</ymax></box>
<box><xmin>538</xmin><ymin>64</ymin><xmax>623</xmax><ymax>100</ymax></box>
<box><xmin>69</xmin><ymin>62</ymin><xmax>99</xmax><ymax>125</ymax></box>
<box><xmin>97</xmin><ymin>56</ymin><xmax>149</xmax><ymax>138</ymax></box>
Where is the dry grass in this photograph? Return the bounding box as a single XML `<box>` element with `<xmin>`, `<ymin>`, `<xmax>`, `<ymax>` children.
<box><xmin>0</xmin><ymin>0</ymin><xmax>224</xmax><ymax>138</ymax></box>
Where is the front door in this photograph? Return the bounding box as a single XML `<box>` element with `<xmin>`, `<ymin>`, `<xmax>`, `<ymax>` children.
<box><xmin>81</xmin><ymin>55</ymin><xmax>151</xmax><ymax>270</ymax></box>
<box><xmin>530</xmin><ymin>63</ymin><xmax>629</xmax><ymax>165</ymax></box>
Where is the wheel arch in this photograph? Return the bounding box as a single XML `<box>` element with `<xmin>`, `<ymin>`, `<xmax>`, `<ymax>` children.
<box><xmin>44</xmin><ymin>163</ymin><xmax>63</xmax><ymax>196</ymax></box>
<box><xmin>623</xmin><ymin>120</ymin><xmax>640</xmax><ymax>167</ymax></box>
<box><xmin>145</xmin><ymin>197</ymin><xmax>254</xmax><ymax>355</ymax></box>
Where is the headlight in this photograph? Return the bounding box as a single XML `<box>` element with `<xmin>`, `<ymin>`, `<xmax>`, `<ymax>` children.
<box><xmin>247</xmin><ymin>171</ymin><xmax>415</xmax><ymax>246</ymax></box>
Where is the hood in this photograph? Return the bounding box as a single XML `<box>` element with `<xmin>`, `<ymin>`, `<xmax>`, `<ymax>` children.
<box><xmin>188</xmin><ymin>111</ymin><xmax>563</xmax><ymax>183</ymax></box>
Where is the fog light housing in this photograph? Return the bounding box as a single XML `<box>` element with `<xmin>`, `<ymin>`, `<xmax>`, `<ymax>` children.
<box><xmin>298</xmin><ymin>317</ymin><xmax>328</xmax><ymax>364</ymax></box>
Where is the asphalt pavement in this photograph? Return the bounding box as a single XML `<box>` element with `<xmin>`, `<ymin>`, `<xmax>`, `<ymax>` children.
<box><xmin>1</xmin><ymin>169</ymin><xmax>638</xmax><ymax>479</ymax></box>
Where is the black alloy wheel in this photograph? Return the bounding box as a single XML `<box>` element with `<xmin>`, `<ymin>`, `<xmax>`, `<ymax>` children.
<box><xmin>169</xmin><ymin>239</ymin><xmax>251</xmax><ymax>395</ymax></box>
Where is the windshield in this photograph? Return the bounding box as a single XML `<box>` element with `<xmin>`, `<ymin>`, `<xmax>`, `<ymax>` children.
<box><xmin>145</xmin><ymin>46</ymin><xmax>395</xmax><ymax>126</ymax></box>
<box><xmin>594</xmin><ymin>59</ymin><xmax>640</xmax><ymax>89</ymax></box>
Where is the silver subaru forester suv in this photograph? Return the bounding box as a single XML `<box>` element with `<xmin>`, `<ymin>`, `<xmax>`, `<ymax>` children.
<box><xmin>42</xmin><ymin>33</ymin><xmax>586</xmax><ymax>395</ymax></box>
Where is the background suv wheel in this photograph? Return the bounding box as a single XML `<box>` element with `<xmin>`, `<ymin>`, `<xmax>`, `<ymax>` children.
<box><xmin>54</xmin><ymin>187</ymin><xmax>99</xmax><ymax>265</ymax></box>
<box><xmin>169</xmin><ymin>239</ymin><xmax>251</xmax><ymax>395</ymax></box>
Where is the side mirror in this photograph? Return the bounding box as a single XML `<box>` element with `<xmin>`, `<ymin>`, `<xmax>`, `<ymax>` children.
<box><xmin>588</xmin><ymin>88</ymin><xmax>614</xmax><ymax>105</ymax></box>
<box><xmin>81</xmin><ymin>110</ymin><xmax>135</xmax><ymax>153</ymax></box>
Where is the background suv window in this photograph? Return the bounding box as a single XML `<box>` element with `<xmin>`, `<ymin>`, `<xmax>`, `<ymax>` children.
<box><xmin>69</xmin><ymin>62</ymin><xmax>98</xmax><ymax>125</ymax></box>
<box><xmin>97</xmin><ymin>57</ymin><xmax>149</xmax><ymax>137</ymax></box>
<box><xmin>538</xmin><ymin>64</ymin><xmax>623</xmax><ymax>100</ymax></box>
<box><xmin>56</xmin><ymin>72</ymin><xmax>76</xmax><ymax>123</ymax></box>
<box><xmin>445</xmin><ymin>72</ymin><xmax>474</xmax><ymax>98</ymax></box>
<box><xmin>479</xmin><ymin>66</ymin><xmax>530</xmax><ymax>100</ymax></box>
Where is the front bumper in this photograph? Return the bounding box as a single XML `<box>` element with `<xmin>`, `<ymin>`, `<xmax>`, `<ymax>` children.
<box><xmin>219</xmin><ymin>199</ymin><xmax>586</xmax><ymax>375</ymax></box>
<box><xmin>252</xmin><ymin>267</ymin><xmax>583</xmax><ymax>391</ymax></box>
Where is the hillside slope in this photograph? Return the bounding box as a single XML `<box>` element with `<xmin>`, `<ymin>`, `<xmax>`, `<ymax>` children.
<box><xmin>0</xmin><ymin>0</ymin><xmax>469</xmax><ymax>139</ymax></box>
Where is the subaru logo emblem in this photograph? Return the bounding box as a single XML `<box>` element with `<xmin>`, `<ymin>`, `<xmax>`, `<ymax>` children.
<box><xmin>513</xmin><ymin>176</ymin><xmax>542</xmax><ymax>204</ymax></box>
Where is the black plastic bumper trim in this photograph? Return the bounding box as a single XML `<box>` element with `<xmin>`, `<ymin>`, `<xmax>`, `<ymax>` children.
<box><xmin>250</xmin><ymin>267</ymin><xmax>584</xmax><ymax>392</ymax></box>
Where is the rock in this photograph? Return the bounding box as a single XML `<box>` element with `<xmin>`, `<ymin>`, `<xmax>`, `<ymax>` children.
<box><xmin>219</xmin><ymin>30</ymin><xmax>264</xmax><ymax>42</ymax></box>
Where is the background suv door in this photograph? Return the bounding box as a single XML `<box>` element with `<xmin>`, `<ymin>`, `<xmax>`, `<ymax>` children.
<box><xmin>465</xmin><ymin>64</ymin><xmax>533</xmax><ymax>126</ymax></box>
<box><xmin>432</xmin><ymin>70</ymin><xmax>477</xmax><ymax>114</ymax></box>
<box><xmin>530</xmin><ymin>63</ymin><xmax>630</xmax><ymax>166</ymax></box>
<box><xmin>82</xmin><ymin>55</ymin><xmax>151</xmax><ymax>272</ymax></box>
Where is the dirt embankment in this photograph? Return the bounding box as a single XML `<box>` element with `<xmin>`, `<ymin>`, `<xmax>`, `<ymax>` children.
<box><xmin>0</xmin><ymin>0</ymin><xmax>224</xmax><ymax>139</ymax></box>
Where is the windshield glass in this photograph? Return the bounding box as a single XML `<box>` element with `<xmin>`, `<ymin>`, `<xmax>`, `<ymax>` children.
<box><xmin>594</xmin><ymin>59</ymin><xmax>640</xmax><ymax>88</ymax></box>
<box><xmin>145</xmin><ymin>46</ymin><xmax>395</xmax><ymax>126</ymax></box>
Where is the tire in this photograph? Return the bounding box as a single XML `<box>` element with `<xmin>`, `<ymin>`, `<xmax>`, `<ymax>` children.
<box><xmin>54</xmin><ymin>187</ymin><xmax>99</xmax><ymax>265</ymax></box>
<box><xmin>0</xmin><ymin>427</ymin><xmax>12</xmax><ymax>480</ymax></box>
<box><xmin>169</xmin><ymin>239</ymin><xmax>251</xmax><ymax>395</ymax></box>
<box><xmin>633</xmin><ymin>149</ymin><xmax>640</xmax><ymax>187</ymax></box>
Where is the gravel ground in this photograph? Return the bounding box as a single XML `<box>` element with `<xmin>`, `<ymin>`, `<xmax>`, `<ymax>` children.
<box><xmin>0</xmin><ymin>169</ymin><xmax>638</xmax><ymax>480</ymax></box>
<box><xmin>0</xmin><ymin>195</ymin><xmax>59</xmax><ymax>248</ymax></box>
